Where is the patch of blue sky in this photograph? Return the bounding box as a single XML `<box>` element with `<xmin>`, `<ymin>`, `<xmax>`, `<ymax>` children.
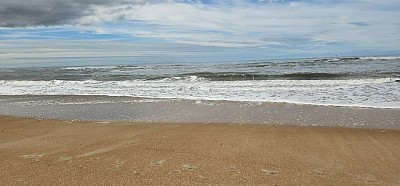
<box><xmin>0</xmin><ymin>27</ymin><xmax>135</xmax><ymax>41</ymax></box>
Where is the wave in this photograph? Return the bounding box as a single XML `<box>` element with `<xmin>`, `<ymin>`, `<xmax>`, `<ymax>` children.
<box><xmin>0</xmin><ymin>71</ymin><xmax>391</xmax><ymax>82</ymax></box>
<box><xmin>244</xmin><ymin>56</ymin><xmax>400</xmax><ymax>68</ymax></box>
<box><xmin>279</xmin><ymin>73</ymin><xmax>345</xmax><ymax>80</ymax></box>
<box><xmin>1</xmin><ymin>56</ymin><xmax>399</xmax><ymax>82</ymax></box>
<box><xmin>167</xmin><ymin>72</ymin><xmax>349</xmax><ymax>81</ymax></box>
<box><xmin>360</xmin><ymin>56</ymin><xmax>400</xmax><ymax>61</ymax></box>
<box><xmin>0</xmin><ymin>78</ymin><xmax>399</xmax><ymax>109</ymax></box>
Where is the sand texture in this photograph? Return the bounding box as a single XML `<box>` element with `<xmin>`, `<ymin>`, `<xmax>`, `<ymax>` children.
<box><xmin>1</xmin><ymin>116</ymin><xmax>400</xmax><ymax>185</ymax></box>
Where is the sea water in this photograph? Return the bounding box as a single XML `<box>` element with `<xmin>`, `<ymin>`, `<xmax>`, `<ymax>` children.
<box><xmin>0</xmin><ymin>56</ymin><xmax>399</xmax><ymax>108</ymax></box>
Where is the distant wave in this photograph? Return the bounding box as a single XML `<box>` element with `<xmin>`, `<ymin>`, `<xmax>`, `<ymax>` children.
<box><xmin>0</xmin><ymin>55</ymin><xmax>399</xmax><ymax>82</ymax></box>
<box><xmin>170</xmin><ymin>72</ymin><xmax>348</xmax><ymax>81</ymax></box>
<box><xmin>360</xmin><ymin>56</ymin><xmax>400</xmax><ymax>61</ymax></box>
<box><xmin>279</xmin><ymin>72</ymin><xmax>345</xmax><ymax>80</ymax></box>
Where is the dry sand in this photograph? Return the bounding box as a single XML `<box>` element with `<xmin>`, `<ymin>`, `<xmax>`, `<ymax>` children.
<box><xmin>1</xmin><ymin>116</ymin><xmax>400</xmax><ymax>185</ymax></box>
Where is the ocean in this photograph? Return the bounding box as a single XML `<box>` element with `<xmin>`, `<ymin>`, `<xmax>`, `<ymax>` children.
<box><xmin>1</xmin><ymin>56</ymin><xmax>400</xmax><ymax>109</ymax></box>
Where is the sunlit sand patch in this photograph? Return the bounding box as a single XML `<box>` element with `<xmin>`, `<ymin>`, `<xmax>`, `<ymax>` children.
<box><xmin>196</xmin><ymin>175</ymin><xmax>211</xmax><ymax>180</ymax></box>
<box><xmin>222</xmin><ymin>165</ymin><xmax>240</xmax><ymax>174</ymax></box>
<box><xmin>351</xmin><ymin>173</ymin><xmax>381</xmax><ymax>184</ymax></box>
<box><xmin>182</xmin><ymin>164</ymin><xmax>198</xmax><ymax>170</ymax></box>
<box><xmin>20</xmin><ymin>154</ymin><xmax>44</xmax><ymax>159</ymax></box>
<box><xmin>173</xmin><ymin>170</ymin><xmax>182</xmax><ymax>173</ymax></box>
<box><xmin>113</xmin><ymin>159</ymin><xmax>126</xmax><ymax>169</ymax></box>
<box><xmin>261</xmin><ymin>169</ymin><xmax>279</xmax><ymax>175</ymax></box>
<box><xmin>20</xmin><ymin>154</ymin><xmax>44</xmax><ymax>162</ymax></box>
<box><xmin>129</xmin><ymin>170</ymin><xmax>140</xmax><ymax>176</ymax></box>
<box><xmin>306</xmin><ymin>168</ymin><xmax>326</xmax><ymax>177</ymax></box>
<box><xmin>58</xmin><ymin>156</ymin><xmax>72</xmax><ymax>162</ymax></box>
<box><xmin>77</xmin><ymin>145</ymin><xmax>120</xmax><ymax>158</ymax></box>
<box><xmin>150</xmin><ymin>159</ymin><xmax>167</xmax><ymax>166</ymax></box>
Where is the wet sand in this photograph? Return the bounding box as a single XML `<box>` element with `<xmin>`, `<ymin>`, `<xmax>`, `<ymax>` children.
<box><xmin>1</xmin><ymin>116</ymin><xmax>400</xmax><ymax>185</ymax></box>
<box><xmin>1</xmin><ymin>95</ymin><xmax>400</xmax><ymax>129</ymax></box>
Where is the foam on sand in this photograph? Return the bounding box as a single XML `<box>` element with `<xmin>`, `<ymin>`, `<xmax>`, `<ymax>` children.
<box><xmin>0</xmin><ymin>78</ymin><xmax>399</xmax><ymax>108</ymax></box>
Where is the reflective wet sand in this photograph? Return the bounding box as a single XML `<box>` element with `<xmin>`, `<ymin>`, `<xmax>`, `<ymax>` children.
<box><xmin>0</xmin><ymin>95</ymin><xmax>399</xmax><ymax>129</ymax></box>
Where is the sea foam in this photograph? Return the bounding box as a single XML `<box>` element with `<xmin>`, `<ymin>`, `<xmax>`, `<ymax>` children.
<box><xmin>0</xmin><ymin>78</ymin><xmax>399</xmax><ymax>109</ymax></box>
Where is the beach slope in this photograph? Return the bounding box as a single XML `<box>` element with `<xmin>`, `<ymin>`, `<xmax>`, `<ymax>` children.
<box><xmin>1</xmin><ymin>116</ymin><xmax>399</xmax><ymax>185</ymax></box>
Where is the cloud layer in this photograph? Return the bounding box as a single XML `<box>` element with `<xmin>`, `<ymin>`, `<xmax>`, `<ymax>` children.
<box><xmin>1</xmin><ymin>0</ymin><xmax>399</xmax><ymax>62</ymax></box>
<box><xmin>82</xmin><ymin>1</ymin><xmax>400</xmax><ymax>48</ymax></box>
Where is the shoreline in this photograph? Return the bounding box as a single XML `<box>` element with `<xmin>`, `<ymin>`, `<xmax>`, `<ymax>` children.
<box><xmin>1</xmin><ymin>116</ymin><xmax>400</xmax><ymax>185</ymax></box>
<box><xmin>3</xmin><ymin>114</ymin><xmax>399</xmax><ymax>131</ymax></box>
<box><xmin>1</xmin><ymin>95</ymin><xmax>399</xmax><ymax>129</ymax></box>
<box><xmin>2</xmin><ymin>114</ymin><xmax>400</xmax><ymax>131</ymax></box>
<box><xmin>2</xmin><ymin>94</ymin><xmax>400</xmax><ymax>110</ymax></box>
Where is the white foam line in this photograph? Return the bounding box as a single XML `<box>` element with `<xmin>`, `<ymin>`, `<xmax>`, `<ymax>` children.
<box><xmin>0</xmin><ymin>78</ymin><xmax>399</xmax><ymax>109</ymax></box>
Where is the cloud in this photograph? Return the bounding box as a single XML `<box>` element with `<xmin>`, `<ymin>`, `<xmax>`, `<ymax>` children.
<box><xmin>1</xmin><ymin>0</ymin><xmax>399</xmax><ymax>57</ymax></box>
<box><xmin>1</xmin><ymin>1</ymin><xmax>81</xmax><ymax>27</ymax></box>
<box><xmin>0</xmin><ymin>0</ymin><xmax>348</xmax><ymax>27</ymax></box>
<box><xmin>0</xmin><ymin>39</ymin><xmax>276</xmax><ymax>68</ymax></box>
<box><xmin>71</xmin><ymin>1</ymin><xmax>399</xmax><ymax>48</ymax></box>
<box><xmin>0</xmin><ymin>0</ymin><xmax>154</xmax><ymax>27</ymax></box>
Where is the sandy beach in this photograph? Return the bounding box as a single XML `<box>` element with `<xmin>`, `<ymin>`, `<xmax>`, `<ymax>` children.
<box><xmin>1</xmin><ymin>116</ymin><xmax>399</xmax><ymax>185</ymax></box>
<box><xmin>2</xmin><ymin>0</ymin><xmax>400</xmax><ymax>185</ymax></box>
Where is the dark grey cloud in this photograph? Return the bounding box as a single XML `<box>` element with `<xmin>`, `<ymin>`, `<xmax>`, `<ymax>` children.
<box><xmin>1</xmin><ymin>1</ymin><xmax>80</xmax><ymax>27</ymax></box>
<box><xmin>0</xmin><ymin>0</ymin><xmax>152</xmax><ymax>27</ymax></box>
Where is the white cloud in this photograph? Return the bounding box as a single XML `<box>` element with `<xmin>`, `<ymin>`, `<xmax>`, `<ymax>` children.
<box><xmin>1</xmin><ymin>0</ymin><xmax>399</xmax><ymax>61</ymax></box>
<box><xmin>70</xmin><ymin>1</ymin><xmax>400</xmax><ymax>49</ymax></box>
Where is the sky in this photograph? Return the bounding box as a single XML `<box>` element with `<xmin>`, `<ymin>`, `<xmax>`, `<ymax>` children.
<box><xmin>1</xmin><ymin>0</ymin><xmax>400</xmax><ymax>67</ymax></box>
